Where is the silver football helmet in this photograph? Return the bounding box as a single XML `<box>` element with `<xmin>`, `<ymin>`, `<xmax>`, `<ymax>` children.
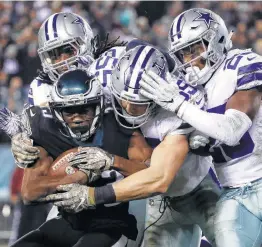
<box><xmin>49</xmin><ymin>69</ymin><xmax>104</xmax><ymax>141</ymax></box>
<box><xmin>38</xmin><ymin>12</ymin><xmax>94</xmax><ymax>82</ymax></box>
<box><xmin>168</xmin><ymin>8</ymin><xmax>233</xmax><ymax>86</ymax></box>
<box><xmin>111</xmin><ymin>45</ymin><xmax>168</xmax><ymax>129</ymax></box>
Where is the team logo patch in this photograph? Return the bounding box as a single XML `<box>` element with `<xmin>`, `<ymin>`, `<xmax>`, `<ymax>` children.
<box><xmin>193</xmin><ymin>11</ymin><xmax>217</xmax><ymax>28</ymax></box>
<box><xmin>72</xmin><ymin>17</ymin><xmax>86</xmax><ymax>35</ymax></box>
<box><xmin>65</xmin><ymin>166</ymin><xmax>76</xmax><ymax>175</ymax></box>
<box><xmin>152</xmin><ymin>56</ymin><xmax>166</xmax><ymax>78</ymax></box>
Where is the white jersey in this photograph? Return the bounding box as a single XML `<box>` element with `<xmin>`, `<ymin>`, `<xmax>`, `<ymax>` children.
<box><xmin>28</xmin><ymin>78</ymin><xmax>53</xmax><ymax>107</ymax></box>
<box><xmin>88</xmin><ymin>46</ymin><xmax>126</xmax><ymax>107</ymax></box>
<box><xmin>89</xmin><ymin>46</ymin><xmax>212</xmax><ymax>197</ymax></box>
<box><xmin>205</xmin><ymin>49</ymin><xmax>262</xmax><ymax>187</ymax></box>
<box><xmin>28</xmin><ymin>46</ymin><xmax>126</xmax><ymax>107</ymax></box>
<box><xmin>141</xmin><ymin>108</ymin><xmax>211</xmax><ymax>197</ymax></box>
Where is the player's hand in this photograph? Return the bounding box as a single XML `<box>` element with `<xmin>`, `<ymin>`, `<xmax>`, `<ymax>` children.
<box><xmin>22</xmin><ymin>156</ymin><xmax>89</xmax><ymax>204</ymax></box>
<box><xmin>140</xmin><ymin>70</ymin><xmax>185</xmax><ymax>113</ymax></box>
<box><xmin>76</xmin><ymin>53</ymin><xmax>94</xmax><ymax>68</ymax></box>
<box><xmin>39</xmin><ymin>183</ymin><xmax>95</xmax><ymax>213</ymax></box>
<box><xmin>0</xmin><ymin>107</ymin><xmax>22</xmax><ymax>138</ymax></box>
<box><xmin>189</xmin><ymin>130</ymin><xmax>210</xmax><ymax>150</ymax></box>
<box><xmin>69</xmin><ymin>147</ymin><xmax>114</xmax><ymax>182</ymax></box>
<box><xmin>11</xmin><ymin>132</ymin><xmax>40</xmax><ymax>168</ymax></box>
<box><xmin>22</xmin><ymin>156</ymin><xmax>54</xmax><ymax>203</ymax></box>
<box><xmin>37</xmin><ymin>70</ymin><xmax>51</xmax><ymax>82</ymax></box>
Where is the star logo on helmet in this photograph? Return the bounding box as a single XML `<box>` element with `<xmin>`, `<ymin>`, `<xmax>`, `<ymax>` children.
<box><xmin>117</xmin><ymin>54</ymin><xmax>130</xmax><ymax>72</ymax></box>
<box><xmin>72</xmin><ymin>17</ymin><xmax>86</xmax><ymax>35</ymax></box>
<box><xmin>152</xmin><ymin>57</ymin><xmax>166</xmax><ymax>79</ymax></box>
<box><xmin>193</xmin><ymin>11</ymin><xmax>217</xmax><ymax>28</ymax></box>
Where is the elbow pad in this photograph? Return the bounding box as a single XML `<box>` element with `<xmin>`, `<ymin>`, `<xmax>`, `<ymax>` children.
<box><xmin>221</xmin><ymin>109</ymin><xmax>252</xmax><ymax>146</ymax></box>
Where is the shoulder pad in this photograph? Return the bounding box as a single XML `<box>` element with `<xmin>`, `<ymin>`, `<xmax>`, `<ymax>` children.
<box><xmin>101</xmin><ymin>46</ymin><xmax>126</xmax><ymax>59</ymax></box>
<box><xmin>28</xmin><ymin>79</ymin><xmax>52</xmax><ymax>107</ymax></box>
<box><xmin>235</xmin><ymin>50</ymin><xmax>262</xmax><ymax>90</ymax></box>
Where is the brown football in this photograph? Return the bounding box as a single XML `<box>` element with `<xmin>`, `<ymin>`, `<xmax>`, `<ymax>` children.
<box><xmin>48</xmin><ymin>147</ymin><xmax>79</xmax><ymax>177</ymax></box>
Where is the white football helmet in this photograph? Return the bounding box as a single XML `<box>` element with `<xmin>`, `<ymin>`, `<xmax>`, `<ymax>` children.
<box><xmin>168</xmin><ymin>8</ymin><xmax>233</xmax><ymax>86</ymax></box>
<box><xmin>49</xmin><ymin>69</ymin><xmax>104</xmax><ymax>141</ymax></box>
<box><xmin>38</xmin><ymin>12</ymin><xmax>94</xmax><ymax>82</ymax></box>
<box><xmin>111</xmin><ymin>45</ymin><xmax>169</xmax><ymax>129</ymax></box>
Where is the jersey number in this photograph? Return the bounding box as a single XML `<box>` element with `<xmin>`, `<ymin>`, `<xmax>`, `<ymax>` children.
<box><xmin>224</xmin><ymin>55</ymin><xmax>244</xmax><ymax>71</ymax></box>
<box><xmin>177</xmin><ymin>80</ymin><xmax>197</xmax><ymax>101</ymax></box>
<box><xmin>42</xmin><ymin>108</ymin><xmax>53</xmax><ymax>119</ymax></box>
<box><xmin>95</xmin><ymin>52</ymin><xmax>118</xmax><ymax>87</ymax></box>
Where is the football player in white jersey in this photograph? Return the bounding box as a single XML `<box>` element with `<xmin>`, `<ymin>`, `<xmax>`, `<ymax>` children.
<box><xmin>139</xmin><ymin>8</ymin><xmax>262</xmax><ymax>247</ymax></box>
<box><xmin>42</xmin><ymin>45</ymin><xmax>221</xmax><ymax>246</ymax></box>
<box><xmin>29</xmin><ymin>12</ymin><xmax>95</xmax><ymax>107</ymax></box>
<box><xmin>11</xmin><ymin>12</ymin><xmax>126</xmax><ymax>168</ymax></box>
<box><xmin>110</xmin><ymin>45</ymin><xmax>221</xmax><ymax>247</ymax></box>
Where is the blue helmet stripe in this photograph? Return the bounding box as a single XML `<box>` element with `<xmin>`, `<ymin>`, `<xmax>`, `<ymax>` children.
<box><xmin>134</xmin><ymin>48</ymin><xmax>155</xmax><ymax>94</ymax></box>
<box><xmin>124</xmin><ymin>45</ymin><xmax>146</xmax><ymax>91</ymax></box>
<box><xmin>176</xmin><ymin>14</ymin><xmax>184</xmax><ymax>39</ymax></box>
<box><xmin>44</xmin><ymin>19</ymin><xmax>49</xmax><ymax>41</ymax></box>
<box><xmin>52</xmin><ymin>13</ymin><xmax>59</xmax><ymax>38</ymax></box>
<box><xmin>170</xmin><ymin>22</ymin><xmax>175</xmax><ymax>42</ymax></box>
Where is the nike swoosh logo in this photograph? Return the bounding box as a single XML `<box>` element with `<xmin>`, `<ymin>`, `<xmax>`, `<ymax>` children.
<box><xmin>196</xmin><ymin>98</ymin><xmax>202</xmax><ymax>105</ymax></box>
<box><xmin>161</xmin><ymin>99</ymin><xmax>174</xmax><ymax>103</ymax></box>
<box><xmin>247</xmin><ymin>56</ymin><xmax>256</xmax><ymax>61</ymax></box>
<box><xmin>30</xmin><ymin>109</ymin><xmax>36</xmax><ymax>117</ymax></box>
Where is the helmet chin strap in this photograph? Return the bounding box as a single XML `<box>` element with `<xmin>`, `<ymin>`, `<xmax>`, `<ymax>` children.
<box><xmin>185</xmin><ymin>64</ymin><xmax>212</xmax><ymax>86</ymax></box>
<box><xmin>185</xmin><ymin>67</ymin><xmax>200</xmax><ymax>86</ymax></box>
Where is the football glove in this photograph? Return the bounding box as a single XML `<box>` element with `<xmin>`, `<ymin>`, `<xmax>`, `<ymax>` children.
<box><xmin>40</xmin><ymin>183</ymin><xmax>95</xmax><ymax>213</ymax></box>
<box><xmin>11</xmin><ymin>132</ymin><xmax>40</xmax><ymax>168</ymax></box>
<box><xmin>36</xmin><ymin>70</ymin><xmax>52</xmax><ymax>84</ymax></box>
<box><xmin>69</xmin><ymin>147</ymin><xmax>114</xmax><ymax>183</ymax></box>
<box><xmin>140</xmin><ymin>70</ymin><xmax>185</xmax><ymax>113</ymax></box>
<box><xmin>76</xmin><ymin>53</ymin><xmax>94</xmax><ymax>68</ymax></box>
<box><xmin>189</xmin><ymin>130</ymin><xmax>210</xmax><ymax>150</ymax></box>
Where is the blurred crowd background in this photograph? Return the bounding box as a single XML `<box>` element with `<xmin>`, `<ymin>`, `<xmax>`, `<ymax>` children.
<box><xmin>0</xmin><ymin>1</ymin><xmax>261</xmax><ymax>246</ymax></box>
<box><xmin>0</xmin><ymin>1</ymin><xmax>262</xmax><ymax>126</ymax></box>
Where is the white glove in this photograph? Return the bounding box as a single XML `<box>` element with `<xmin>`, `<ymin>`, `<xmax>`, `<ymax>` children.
<box><xmin>76</xmin><ymin>54</ymin><xmax>94</xmax><ymax>68</ymax></box>
<box><xmin>140</xmin><ymin>70</ymin><xmax>185</xmax><ymax>113</ymax></box>
<box><xmin>69</xmin><ymin>147</ymin><xmax>114</xmax><ymax>183</ymax></box>
<box><xmin>0</xmin><ymin>107</ymin><xmax>22</xmax><ymax>138</ymax></box>
<box><xmin>189</xmin><ymin>130</ymin><xmax>210</xmax><ymax>150</ymax></box>
<box><xmin>40</xmin><ymin>183</ymin><xmax>95</xmax><ymax>213</ymax></box>
<box><xmin>11</xmin><ymin>132</ymin><xmax>40</xmax><ymax>168</ymax></box>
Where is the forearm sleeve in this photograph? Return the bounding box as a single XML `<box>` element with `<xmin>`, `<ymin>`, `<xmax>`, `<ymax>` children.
<box><xmin>177</xmin><ymin>102</ymin><xmax>252</xmax><ymax>146</ymax></box>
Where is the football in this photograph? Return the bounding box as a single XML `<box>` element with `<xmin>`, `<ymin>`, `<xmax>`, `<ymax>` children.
<box><xmin>49</xmin><ymin>147</ymin><xmax>79</xmax><ymax>177</ymax></box>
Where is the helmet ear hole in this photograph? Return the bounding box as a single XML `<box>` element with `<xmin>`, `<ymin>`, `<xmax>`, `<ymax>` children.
<box><xmin>218</xmin><ymin>36</ymin><xmax>225</xmax><ymax>44</ymax></box>
<box><xmin>75</xmin><ymin>37</ymin><xmax>84</xmax><ymax>46</ymax></box>
<box><xmin>203</xmin><ymin>40</ymin><xmax>209</xmax><ymax>47</ymax></box>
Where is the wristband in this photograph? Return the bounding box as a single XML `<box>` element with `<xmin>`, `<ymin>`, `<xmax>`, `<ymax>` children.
<box><xmin>94</xmin><ymin>184</ymin><xmax>116</xmax><ymax>205</ymax></box>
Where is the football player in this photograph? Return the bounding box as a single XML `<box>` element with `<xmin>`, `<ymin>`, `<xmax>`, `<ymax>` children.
<box><xmin>140</xmin><ymin>8</ymin><xmax>262</xmax><ymax>247</ymax></box>
<box><xmin>11</xmin><ymin>12</ymin><xmax>126</xmax><ymax>168</ymax></box>
<box><xmin>41</xmin><ymin>45</ymin><xmax>221</xmax><ymax>246</ymax></box>
<box><xmin>29</xmin><ymin>12</ymin><xmax>95</xmax><ymax>106</ymax></box>
<box><xmin>110</xmin><ymin>45</ymin><xmax>220</xmax><ymax>247</ymax></box>
<box><xmin>10</xmin><ymin>69</ymin><xmax>152</xmax><ymax>247</ymax></box>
